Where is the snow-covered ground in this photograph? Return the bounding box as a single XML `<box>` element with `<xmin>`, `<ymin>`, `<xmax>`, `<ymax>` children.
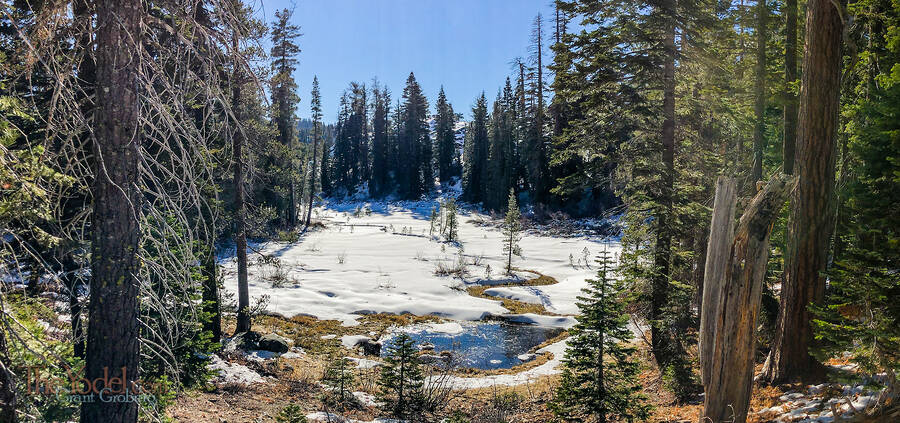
<box><xmin>220</xmin><ymin>199</ymin><xmax>619</xmax><ymax>327</ymax></box>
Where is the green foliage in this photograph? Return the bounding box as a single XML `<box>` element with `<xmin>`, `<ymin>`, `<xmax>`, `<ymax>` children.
<box><xmin>551</xmin><ymin>249</ymin><xmax>651</xmax><ymax>422</ymax></box>
<box><xmin>1</xmin><ymin>295</ymin><xmax>80</xmax><ymax>422</ymax></box>
<box><xmin>502</xmin><ymin>190</ymin><xmax>522</xmax><ymax>274</ymax></box>
<box><xmin>443</xmin><ymin>199</ymin><xmax>459</xmax><ymax>242</ymax></box>
<box><xmin>378</xmin><ymin>333</ymin><xmax>426</xmax><ymax>420</ymax></box>
<box><xmin>320</xmin><ymin>356</ymin><xmax>359</xmax><ymax>411</ymax></box>
<box><xmin>276</xmin><ymin>404</ymin><xmax>308</xmax><ymax>423</ymax></box>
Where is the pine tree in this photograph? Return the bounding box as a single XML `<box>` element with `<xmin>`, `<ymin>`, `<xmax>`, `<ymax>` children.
<box><xmin>321</xmin><ymin>356</ymin><xmax>358</xmax><ymax>411</ymax></box>
<box><xmin>502</xmin><ymin>189</ymin><xmax>522</xmax><ymax>274</ymax></box>
<box><xmin>444</xmin><ymin>198</ymin><xmax>459</xmax><ymax>242</ymax></box>
<box><xmin>485</xmin><ymin>81</ymin><xmax>516</xmax><ymax>211</ymax></box>
<box><xmin>270</xmin><ymin>8</ymin><xmax>302</xmax><ymax>227</ymax></box>
<box><xmin>398</xmin><ymin>73</ymin><xmax>431</xmax><ymax>199</ymax></box>
<box><xmin>304</xmin><ymin>76</ymin><xmax>322</xmax><ymax>228</ymax></box>
<box><xmin>552</xmin><ymin>249</ymin><xmax>650</xmax><ymax>423</ymax></box>
<box><xmin>435</xmin><ymin>87</ymin><xmax>458</xmax><ymax>185</ymax></box>
<box><xmin>378</xmin><ymin>334</ymin><xmax>426</xmax><ymax>420</ymax></box>
<box><xmin>462</xmin><ymin>93</ymin><xmax>489</xmax><ymax>203</ymax></box>
<box><xmin>370</xmin><ymin>82</ymin><xmax>392</xmax><ymax>197</ymax></box>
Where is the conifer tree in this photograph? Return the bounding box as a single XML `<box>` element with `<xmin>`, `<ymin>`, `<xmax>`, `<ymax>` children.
<box><xmin>502</xmin><ymin>189</ymin><xmax>522</xmax><ymax>274</ymax></box>
<box><xmin>486</xmin><ymin>80</ymin><xmax>516</xmax><ymax>211</ymax></box>
<box><xmin>270</xmin><ymin>8</ymin><xmax>302</xmax><ymax>226</ymax></box>
<box><xmin>370</xmin><ymin>82</ymin><xmax>392</xmax><ymax>197</ymax></box>
<box><xmin>435</xmin><ymin>87</ymin><xmax>459</xmax><ymax>185</ymax></box>
<box><xmin>443</xmin><ymin>198</ymin><xmax>459</xmax><ymax>242</ymax></box>
<box><xmin>378</xmin><ymin>334</ymin><xmax>426</xmax><ymax>420</ymax></box>
<box><xmin>321</xmin><ymin>356</ymin><xmax>358</xmax><ymax>411</ymax></box>
<box><xmin>304</xmin><ymin>76</ymin><xmax>322</xmax><ymax>228</ymax></box>
<box><xmin>462</xmin><ymin>93</ymin><xmax>489</xmax><ymax>203</ymax></box>
<box><xmin>552</xmin><ymin>249</ymin><xmax>650</xmax><ymax>423</ymax></box>
<box><xmin>398</xmin><ymin>73</ymin><xmax>430</xmax><ymax>199</ymax></box>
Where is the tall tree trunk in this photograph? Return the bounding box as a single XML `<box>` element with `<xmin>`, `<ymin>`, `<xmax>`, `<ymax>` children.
<box><xmin>752</xmin><ymin>0</ymin><xmax>768</xmax><ymax>181</ymax></box>
<box><xmin>232</xmin><ymin>30</ymin><xmax>251</xmax><ymax>334</ymax></box>
<box><xmin>0</xmin><ymin>328</ymin><xmax>16</xmax><ymax>423</ymax></box>
<box><xmin>651</xmin><ymin>1</ymin><xmax>678</xmax><ymax>367</ymax></box>
<box><xmin>305</xmin><ymin>123</ymin><xmax>319</xmax><ymax>228</ymax></box>
<box><xmin>700</xmin><ymin>175</ymin><xmax>796</xmax><ymax>423</ymax></box>
<box><xmin>82</xmin><ymin>0</ymin><xmax>142</xmax><ymax>421</ymax></box>
<box><xmin>763</xmin><ymin>0</ymin><xmax>843</xmax><ymax>385</ymax></box>
<box><xmin>782</xmin><ymin>0</ymin><xmax>799</xmax><ymax>174</ymax></box>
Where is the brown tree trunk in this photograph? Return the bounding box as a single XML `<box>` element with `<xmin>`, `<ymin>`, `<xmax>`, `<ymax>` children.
<box><xmin>651</xmin><ymin>1</ymin><xmax>678</xmax><ymax>367</ymax></box>
<box><xmin>700</xmin><ymin>175</ymin><xmax>797</xmax><ymax>423</ymax></box>
<box><xmin>751</xmin><ymin>0</ymin><xmax>768</xmax><ymax>181</ymax></box>
<box><xmin>82</xmin><ymin>0</ymin><xmax>142</xmax><ymax>421</ymax></box>
<box><xmin>232</xmin><ymin>30</ymin><xmax>251</xmax><ymax>334</ymax></box>
<box><xmin>763</xmin><ymin>0</ymin><xmax>843</xmax><ymax>385</ymax></box>
<box><xmin>0</xmin><ymin>328</ymin><xmax>16</xmax><ymax>423</ymax></box>
<box><xmin>782</xmin><ymin>0</ymin><xmax>799</xmax><ymax>174</ymax></box>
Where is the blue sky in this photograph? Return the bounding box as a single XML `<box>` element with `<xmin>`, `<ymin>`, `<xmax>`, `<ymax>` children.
<box><xmin>257</xmin><ymin>0</ymin><xmax>555</xmax><ymax>123</ymax></box>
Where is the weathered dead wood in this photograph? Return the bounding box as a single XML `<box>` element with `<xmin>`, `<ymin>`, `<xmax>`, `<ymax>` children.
<box><xmin>700</xmin><ymin>174</ymin><xmax>798</xmax><ymax>423</ymax></box>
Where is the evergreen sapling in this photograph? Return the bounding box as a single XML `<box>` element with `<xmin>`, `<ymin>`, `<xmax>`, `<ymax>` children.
<box><xmin>552</xmin><ymin>248</ymin><xmax>650</xmax><ymax>423</ymax></box>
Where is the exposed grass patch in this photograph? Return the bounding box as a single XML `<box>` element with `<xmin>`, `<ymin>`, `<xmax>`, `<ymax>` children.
<box><xmin>466</xmin><ymin>286</ymin><xmax>548</xmax><ymax>315</ymax></box>
<box><xmin>465</xmin><ymin>271</ymin><xmax>561</xmax><ymax>315</ymax></box>
<box><xmin>228</xmin><ymin>312</ymin><xmax>445</xmax><ymax>355</ymax></box>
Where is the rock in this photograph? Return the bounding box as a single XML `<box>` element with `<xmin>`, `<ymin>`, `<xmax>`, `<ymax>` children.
<box><xmin>227</xmin><ymin>331</ymin><xmax>261</xmax><ymax>351</ymax></box>
<box><xmin>258</xmin><ymin>333</ymin><xmax>291</xmax><ymax>353</ymax></box>
<box><xmin>360</xmin><ymin>339</ymin><xmax>382</xmax><ymax>356</ymax></box>
<box><xmin>418</xmin><ymin>342</ymin><xmax>435</xmax><ymax>351</ymax></box>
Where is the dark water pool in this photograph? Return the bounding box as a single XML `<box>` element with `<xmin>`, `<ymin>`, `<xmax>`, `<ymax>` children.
<box><xmin>381</xmin><ymin>322</ymin><xmax>564</xmax><ymax>370</ymax></box>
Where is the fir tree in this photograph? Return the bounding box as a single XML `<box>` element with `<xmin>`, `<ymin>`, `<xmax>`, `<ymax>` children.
<box><xmin>444</xmin><ymin>198</ymin><xmax>459</xmax><ymax>242</ymax></box>
<box><xmin>486</xmin><ymin>80</ymin><xmax>516</xmax><ymax>211</ymax></box>
<box><xmin>378</xmin><ymin>333</ymin><xmax>426</xmax><ymax>420</ymax></box>
<box><xmin>552</xmin><ymin>249</ymin><xmax>650</xmax><ymax>423</ymax></box>
<box><xmin>370</xmin><ymin>82</ymin><xmax>392</xmax><ymax>197</ymax></box>
<box><xmin>398</xmin><ymin>73</ymin><xmax>431</xmax><ymax>199</ymax></box>
<box><xmin>502</xmin><ymin>189</ymin><xmax>522</xmax><ymax>274</ymax></box>
<box><xmin>462</xmin><ymin>93</ymin><xmax>489</xmax><ymax>203</ymax></box>
<box><xmin>435</xmin><ymin>87</ymin><xmax>459</xmax><ymax>185</ymax></box>
<box><xmin>270</xmin><ymin>8</ymin><xmax>302</xmax><ymax>226</ymax></box>
<box><xmin>321</xmin><ymin>356</ymin><xmax>358</xmax><ymax>411</ymax></box>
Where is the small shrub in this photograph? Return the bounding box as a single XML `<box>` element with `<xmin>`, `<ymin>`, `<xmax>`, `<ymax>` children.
<box><xmin>337</xmin><ymin>251</ymin><xmax>347</xmax><ymax>264</ymax></box>
<box><xmin>276</xmin><ymin>230</ymin><xmax>300</xmax><ymax>243</ymax></box>
<box><xmin>275</xmin><ymin>404</ymin><xmax>308</xmax><ymax>423</ymax></box>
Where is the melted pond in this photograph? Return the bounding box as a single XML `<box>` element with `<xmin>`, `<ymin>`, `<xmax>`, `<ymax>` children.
<box><xmin>381</xmin><ymin>322</ymin><xmax>564</xmax><ymax>370</ymax></box>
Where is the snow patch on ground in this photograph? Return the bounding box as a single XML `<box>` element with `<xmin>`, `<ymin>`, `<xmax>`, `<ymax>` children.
<box><xmin>220</xmin><ymin>200</ymin><xmax>619</xmax><ymax>326</ymax></box>
<box><xmin>208</xmin><ymin>355</ymin><xmax>266</xmax><ymax>385</ymax></box>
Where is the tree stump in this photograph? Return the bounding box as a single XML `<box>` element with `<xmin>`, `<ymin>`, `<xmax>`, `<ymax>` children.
<box><xmin>700</xmin><ymin>174</ymin><xmax>797</xmax><ymax>423</ymax></box>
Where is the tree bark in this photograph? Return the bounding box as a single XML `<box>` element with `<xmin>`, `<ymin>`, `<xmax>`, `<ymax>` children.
<box><xmin>232</xmin><ymin>30</ymin><xmax>251</xmax><ymax>334</ymax></box>
<box><xmin>651</xmin><ymin>0</ymin><xmax>678</xmax><ymax>367</ymax></box>
<box><xmin>782</xmin><ymin>0</ymin><xmax>799</xmax><ymax>175</ymax></box>
<box><xmin>751</xmin><ymin>0</ymin><xmax>768</xmax><ymax>181</ymax></box>
<box><xmin>700</xmin><ymin>174</ymin><xmax>797</xmax><ymax>423</ymax></box>
<box><xmin>0</xmin><ymin>328</ymin><xmax>16</xmax><ymax>423</ymax></box>
<box><xmin>763</xmin><ymin>0</ymin><xmax>843</xmax><ymax>385</ymax></box>
<box><xmin>82</xmin><ymin>0</ymin><xmax>142</xmax><ymax>421</ymax></box>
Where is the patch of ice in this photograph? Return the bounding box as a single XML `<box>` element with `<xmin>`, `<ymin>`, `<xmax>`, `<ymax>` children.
<box><xmin>428</xmin><ymin>322</ymin><xmax>463</xmax><ymax>335</ymax></box>
<box><xmin>502</xmin><ymin>313</ymin><xmax>577</xmax><ymax>328</ymax></box>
